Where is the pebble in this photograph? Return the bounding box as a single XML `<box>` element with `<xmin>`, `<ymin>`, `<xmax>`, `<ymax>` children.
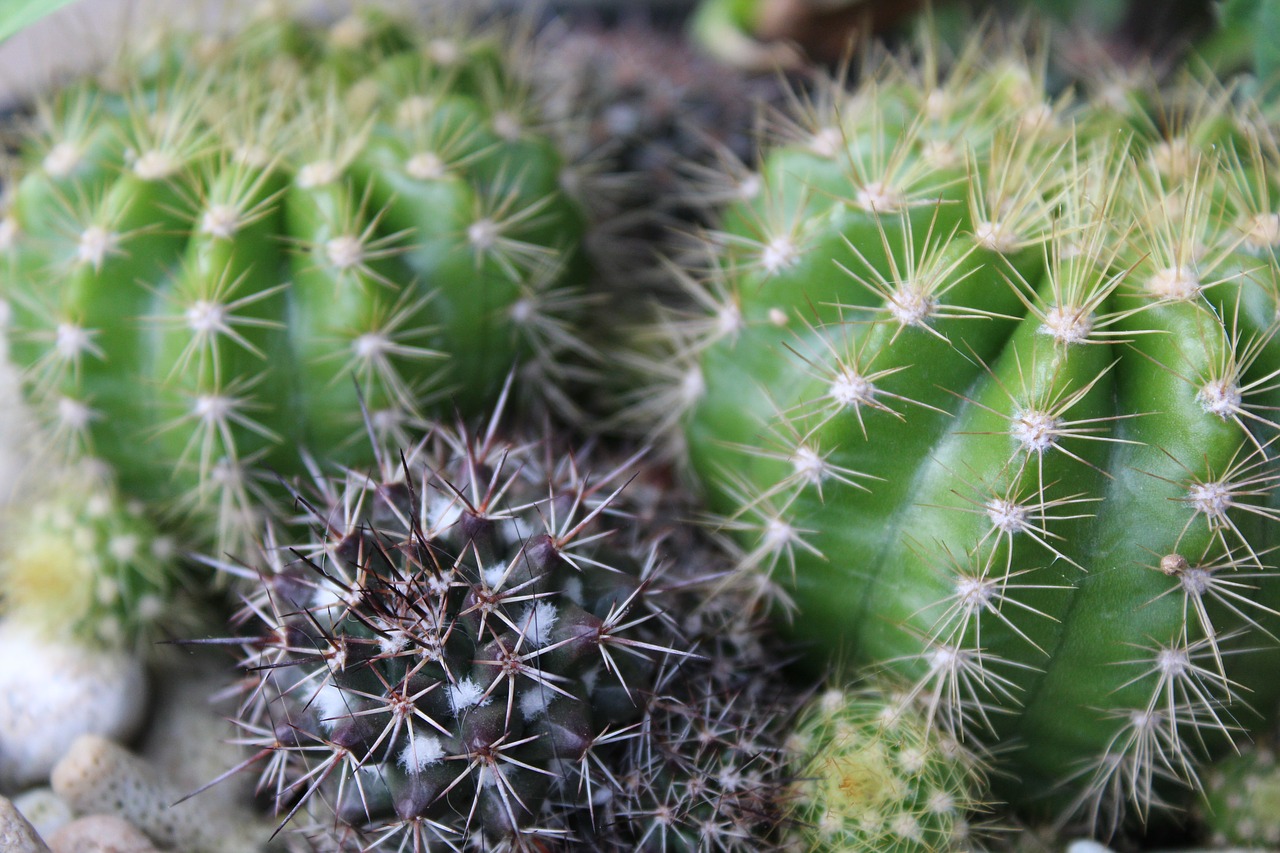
<box><xmin>0</xmin><ymin>796</ymin><xmax>52</xmax><ymax>853</ymax></box>
<box><xmin>11</xmin><ymin>788</ymin><xmax>71</xmax><ymax>839</ymax></box>
<box><xmin>47</xmin><ymin>815</ymin><xmax>160</xmax><ymax>853</ymax></box>
<box><xmin>0</xmin><ymin>619</ymin><xmax>148</xmax><ymax>789</ymax></box>
<box><xmin>52</xmin><ymin>734</ymin><xmax>273</xmax><ymax>853</ymax></box>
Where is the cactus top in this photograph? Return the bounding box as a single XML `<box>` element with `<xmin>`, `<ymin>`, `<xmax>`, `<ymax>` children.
<box><xmin>0</xmin><ymin>4</ymin><xmax>590</xmax><ymax>550</ymax></box>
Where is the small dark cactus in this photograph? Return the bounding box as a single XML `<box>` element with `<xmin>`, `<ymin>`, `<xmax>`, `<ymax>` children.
<box><xmin>221</xmin><ymin>392</ymin><xmax>798</xmax><ymax>851</ymax></box>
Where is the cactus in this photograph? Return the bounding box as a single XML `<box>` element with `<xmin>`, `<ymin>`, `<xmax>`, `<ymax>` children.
<box><xmin>627</xmin><ymin>30</ymin><xmax>1280</xmax><ymax>834</ymax></box>
<box><xmin>0</xmin><ymin>2</ymin><xmax>592</xmax><ymax>552</ymax></box>
<box><xmin>219</xmin><ymin>395</ymin><xmax>796</xmax><ymax>851</ymax></box>
<box><xmin>0</xmin><ymin>462</ymin><xmax>182</xmax><ymax>651</ymax></box>
<box><xmin>783</xmin><ymin>684</ymin><xmax>990</xmax><ymax>853</ymax></box>
<box><xmin>1201</xmin><ymin>743</ymin><xmax>1280</xmax><ymax>848</ymax></box>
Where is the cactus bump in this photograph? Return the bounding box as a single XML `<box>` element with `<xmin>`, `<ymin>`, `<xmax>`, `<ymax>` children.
<box><xmin>627</xmin><ymin>31</ymin><xmax>1280</xmax><ymax>834</ymax></box>
<box><xmin>0</xmin><ymin>2</ymin><xmax>593</xmax><ymax>551</ymax></box>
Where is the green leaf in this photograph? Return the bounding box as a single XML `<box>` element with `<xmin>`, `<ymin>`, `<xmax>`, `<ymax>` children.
<box><xmin>0</xmin><ymin>0</ymin><xmax>84</xmax><ymax>44</ymax></box>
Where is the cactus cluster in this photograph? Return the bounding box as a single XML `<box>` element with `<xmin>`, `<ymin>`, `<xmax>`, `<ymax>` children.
<box><xmin>0</xmin><ymin>2</ymin><xmax>592</xmax><ymax>552</ymax></box>
<box><xmin>624</xmin><ymin>29</ymin><xmax>1280</xmax><ymax>833</ymax></box>
<box><xmin>221</xmin><ymin>397</ymin><xmax>796</xmax><ymax>851</ymax></box>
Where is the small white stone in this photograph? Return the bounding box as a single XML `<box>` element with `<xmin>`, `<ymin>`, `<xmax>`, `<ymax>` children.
<box><xmin>0</xmin><ymin>620</ymin><xmax>147</xmax><ymax>789</ymax></box>
<box><xmin>328</xmin><ymin>14</ymin><xmax>369</xmax><ymax>49</ymax></box>
<box><xmin>11</xmin><ymin>788</ymin><xmax>71</xmax><ymax>840</ymax></box>
<box><xmin>51</xmin><ymin>735</ymin><xmax>272</xmax><ymax>853</ymax></box>
<box><xmin>47</xmin><ymin>814</ymin><xmax>158</xmax><ymax>853</ymax></box>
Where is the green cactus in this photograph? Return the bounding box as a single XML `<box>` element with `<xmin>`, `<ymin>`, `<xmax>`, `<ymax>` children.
<box><xmin>784</xmin><ymin>683</ymin><xmax>990</xmax><ymax>853</ymax></box>
<box><xmin>0</xmin><ymin>461</ymin><xmax>183</xmax><ymax>651</ymax></box>
<box><xmin>219</xmin><ymin>394</ymin><xmax>796</xmax><ymax>851</ymax></box>
<box><xmin>1201</xmin><ymin>742</ymin><xmax>1280</xmax><ymax>847</ymax></box>
<box><xmin>0</xmin><ymin>2</ymin><xmax>591</xmax><ymax>552</ymax></box>
<box><xmin>628</xmin><ymin>31</ymin><xmax>1280</xmax><ymax>834</ymax></box>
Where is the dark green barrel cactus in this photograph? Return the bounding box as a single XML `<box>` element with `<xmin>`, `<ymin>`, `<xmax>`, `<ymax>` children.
<box><xmin>630</xmin><ymin>35</ymin><xmax>1280</xmax><ymax>832</ymax></box>
<box><xmin>0</xmin><ymin>3</ymin><xmax>590</xmax><ymax>550</ymax></box>
<box><xmin>221</xmin><ymin>397</ymin><xmax>796</xmax><ymax>851</ymax></box>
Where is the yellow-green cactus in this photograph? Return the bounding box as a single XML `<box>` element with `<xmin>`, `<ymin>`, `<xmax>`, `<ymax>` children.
<box><xmin>785</xmin><ymin>685</ymin><xmax>989</xmax><ymax>852</ymax></box>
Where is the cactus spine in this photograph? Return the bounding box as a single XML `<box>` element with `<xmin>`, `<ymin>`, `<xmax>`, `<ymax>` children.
<box><xmin>629</xmin><ymin>30</ymin><xmax>1280</xmax><ymax>833</ymax></box>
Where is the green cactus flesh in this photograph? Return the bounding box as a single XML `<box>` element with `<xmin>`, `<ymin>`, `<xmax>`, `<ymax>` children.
<box><xmin>651</xmin><ymin>42</ymin><xmax>1280</xmax><ymax>829</ymax></box>
<box><xmin>0</xmin><ymin>5</ymin><xmax>588</xmax><ymax>549</ymax></box>
<box><xmin>224</xmin><ymin>400</ymin><xmax>795</xmax><ymax>851</ymax></box>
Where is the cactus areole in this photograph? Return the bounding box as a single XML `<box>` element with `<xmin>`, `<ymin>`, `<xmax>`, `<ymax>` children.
<box><xmin>0</xmin><ymin>6</ymin><xmax>588</xmax><ymax>548</ymax></box>
<box><xmin>664</xmin><ymin>45</ymin><xmax>1280</xmax><ymax>830</ymax></box>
